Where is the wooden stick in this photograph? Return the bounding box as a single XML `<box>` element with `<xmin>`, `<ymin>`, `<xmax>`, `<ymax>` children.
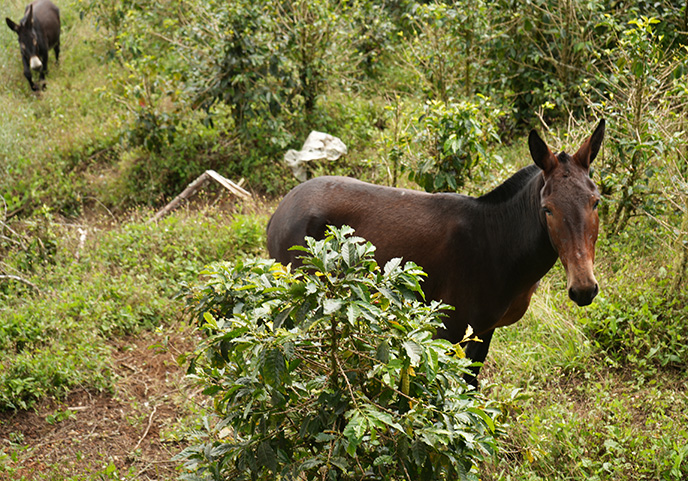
<box><xmin>149</xmin><ymin>172</ymin><xmax>210</xmax><ymax>222</ymax></box>
<box><xmin>0</xmin><ymin>274</ymin><xmax>40</xmax><ymax>292</ymax></box>
<box><xmin>149</xmin><ymin>171</ymin><xmax>251</xmax><ymax>223</ymax></box>
<box><xmin>205</xmin><ymin>170</ymin><xmax>251</xmax><ymax>200</ymax></box>
<box><xmin>132</xmin><ymin>405</ymin><xmax>157</xmax><ymax>453</ymax></box>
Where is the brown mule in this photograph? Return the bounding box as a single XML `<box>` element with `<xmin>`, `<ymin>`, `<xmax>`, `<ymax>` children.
<box><xmin>267</xmin><ymin>120</ymin><xmax>605</xmax><ymax>384</ymax></box>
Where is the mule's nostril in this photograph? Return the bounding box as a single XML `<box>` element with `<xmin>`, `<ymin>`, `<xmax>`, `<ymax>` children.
<box><xmin>569</xmin><ymin>284</ymin><xmax>599</xmax><ymax>307</ymax></box>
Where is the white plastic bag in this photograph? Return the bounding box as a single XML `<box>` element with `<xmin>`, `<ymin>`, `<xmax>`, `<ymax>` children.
<box><xmin>284</xmin><ymin>131</ymin><xmax>348</xmax><ymax>182</ymax></box>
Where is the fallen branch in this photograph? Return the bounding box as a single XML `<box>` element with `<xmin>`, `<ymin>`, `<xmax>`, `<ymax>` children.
<box><xmin>132</xmin><ymin>405</ymin><xmax>158</xmax><ymax>453</ymax></box>
<box><xmin>0</xmin><ymin>274</ymin><xmax>40</xmax><ymax>292</ymax></box>
<box><xmin>149</xmin><ymin>170</ymin><xmax>250</xmax><ymax>223</ymax></box>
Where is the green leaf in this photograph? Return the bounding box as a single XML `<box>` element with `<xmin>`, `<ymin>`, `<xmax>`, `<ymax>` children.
<box><xmin>261</xmin><ymin>348</ymin><xmax>286</xmax><ymax>386</ymax></box>
<box><xmin>383</xmin><ymin>257</ymin><xmax>402</xmax><ymax>276</ymax></box>
<box><xmin>376</xmin><ymin>341</ymin><xmax>390</xmax><ymax>363</ymax></box>
<box><xmin>343</xmin><ymin>411</ymin><xmax>368</xmax><ymax>456</ymax></box>
<box><xmin>365</xmin><ymin>407</ymin><xmax>404</xmax><ymax>432</ymax></box>
<box><xmin>273</xmin><ymin>307</ymin><xmax>293</xmax><ymax>329</ymax></box>
<box><xmin>342</xmin><ymin>240</ymin><xmax>359</xmax><ymax>267</ymax></box>
<box><xmin>255</xmin><ymin>441</ymin><xmax>278</xmax><ymax>472</ymax></box>
<box><xmin>323</xmin><ymin>298</ymin><xmax>344</xmax><ymax>315</ymax></box>
<box><xmin>467</xmin><ymin>407</ymin><xmax>496</xmax><ymax>432</ymax></box>
<box><xmin>403</xmin><ymin>339</ymin><xmax>423</xmax><ymax>366</ymax></box>
<box><xmin>346</xmin><ymin>303</ymin><xmax>359</xmax><ymax>325</ymax></box>
<box><xmin>373</xmin><ymin>454</ymin><xmax>394</xmax><ymax>467</ymax></box>
<box><xmin>203</xmin><ymin>311</ymin><xmax>218</xmax><ymax>329</ymax></box>
<box><xmin>314</xmin><ymin>432</ymin><xmax>335</xmax><ymax>442</ymax></box>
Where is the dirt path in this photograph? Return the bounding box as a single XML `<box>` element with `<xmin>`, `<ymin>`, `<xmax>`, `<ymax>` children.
<box><xmin>0</xmin><ymin>326</ymin><xmax>201</xmax><ymax>480</ymax></box>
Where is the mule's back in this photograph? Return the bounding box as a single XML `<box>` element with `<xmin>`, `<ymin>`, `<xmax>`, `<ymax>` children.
<box><xmin>267</xmin><ymin>176</ymin><xmax>473</xmax><ymax>269</ymax></box>
<box><xmin>30</xmin><ymin>0</ymin><xmax>60</xmax><ymax>50</ymax></box>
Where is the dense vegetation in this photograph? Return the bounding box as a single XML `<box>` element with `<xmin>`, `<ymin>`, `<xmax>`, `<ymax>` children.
<box><xmin>1</xmin><ymin>0</ymin><xmax>688</xmax><ymax>479</ymax></box>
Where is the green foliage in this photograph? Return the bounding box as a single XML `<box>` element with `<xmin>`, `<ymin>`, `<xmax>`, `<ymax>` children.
<box><xmin>179</xmin><ymin>226</ymin><xmax>501</xmax><ymax>480</ymax></box>
<box><xmin>0</xmin><ymin>209</ymin><xmax>268</xmax><ymax>409</ymax></box>
<box><xmin>181</xmin><ymin>0</ymin><xmax>345</xmax><ymax>149</ymax></box>
<box><xmin>487</xmin><ymin>377</ymin><xmax>688</xmax><ymax>480</ymax></box>
<box><xmin>577</xmin><ymin>238</ymin><xmax>688</xmax><ymax>374</ymax></box>
<box><xmin>400</xmin><ymin>1</ymin><xmax>491</xmax><ymax>101</ymax></box>
<box><xmin>483</xmin><ymin>0</ymin><xmax>606</xmax><ymax>124</ymax></box>
<box><xmin>585</xmin><ymin>16</ymin><xmax>688</xmax><ymax>234</ymax></box>
<box><xmin>408</xmin><ymin>96</ymin><xmax>503</xmax><ymax>192</ymax></box>
<box><xmin>2</xmin><ymin>206</ymin><xmax>58</xmax><ymax>275</ymax></box>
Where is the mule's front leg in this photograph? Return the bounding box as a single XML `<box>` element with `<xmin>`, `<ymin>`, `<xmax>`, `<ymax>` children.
<box><xmin>463</xmin><ymin>329</ymin><xmax>495</xmax><ymax>389</ymax></box>
<box><xmin>23</xmin><ymin>64</ymin><xmax>37</xmax><ymax>91</ymax></box>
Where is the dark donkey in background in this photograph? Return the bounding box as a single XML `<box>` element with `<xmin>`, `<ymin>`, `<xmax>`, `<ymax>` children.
<box><xmin>267</xmin><ymin>120</ymin><xmax>605</xmax><ymax>385</ymax></box>
<box><xmin>6</xmin><ymin>0</ymin><xmax>61</xmax><ymax>91</ymax></box>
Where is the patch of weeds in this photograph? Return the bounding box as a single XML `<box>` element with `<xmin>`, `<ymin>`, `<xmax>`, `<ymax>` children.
<box><xmin>1</xmin><ymin>208</ymin><xmax>269</xmax><ymax>410</ymax></box>
<box><xmin>484</xmin><ymin>372</ymin><xmax>688</xmax><ymax>480</ymax></box>
<box><xmin>45</xmin><ymin>408</ymin><xmax>76</xmax><ymax>425</ymax></box>
<box><xmin>576</xmin><ymin>241</ymin><xmax>688</xmax><ymax>375</ymax></box>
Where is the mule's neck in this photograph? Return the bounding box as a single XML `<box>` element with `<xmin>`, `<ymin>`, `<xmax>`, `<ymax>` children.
<box><xmin>478</xmin><ymin>168</ymin><xmax>559</xmax><ymax>290</ymax></box>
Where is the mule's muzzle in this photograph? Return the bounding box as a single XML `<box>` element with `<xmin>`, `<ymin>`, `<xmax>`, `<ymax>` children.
<box><xmin>568</xmin><ymin>283</ymin><xmax>599</xmax><ymax>306</ymax></box>
<box><xmin>30</xmin><ymin>56</ymin><xmax>42</xmax><ymax>71</ymax></box>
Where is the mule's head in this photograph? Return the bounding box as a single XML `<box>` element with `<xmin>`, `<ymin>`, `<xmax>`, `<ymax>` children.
<box><xmin>529</xmin><ymin>120</ymin><xmax>605</xmax><ymax>306</ymax></box>
<box><xmin>6</xmin><ymin>6</ymin><xmax>43</xmax><ymax>71</ymax></box>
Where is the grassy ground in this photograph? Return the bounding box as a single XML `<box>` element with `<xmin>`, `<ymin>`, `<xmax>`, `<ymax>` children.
<box><xmin>0</xmin><ymin>203</ymin><xmax>269</xmax><ymax>480</ymax></box>
<box><xmin>3</xmin><ymin>204</ymin><xmax>687</xmax><ymax>480</ymax></box>
<box><xmin>482</xmin><ymin>262</ymin><xmax>688</xmax><ymax>480</ymax></box>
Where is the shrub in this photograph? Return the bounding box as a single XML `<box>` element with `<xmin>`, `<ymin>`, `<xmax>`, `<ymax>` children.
<box><xmin>407</xmin><ymin>96</ymin><xmax>503</xmax><ymax>192</ymax></box>
<box><xmin>400</xmin><ymin>1</ymin><xmax>491</xmax><ymax>102</ymax></box>
<box><xmin>579</xmin><ymin>286</ymin><xmax>688</xmax><ymax>374</ymax></box>
<box><xmin>179</xmin><ymin>226</ymin><xmax>501</xmax><ymax>480</ymax></box>
<box><xmin>584</xmin><ymin>16</ymin><xmax>688</xmax><ymax>234</ymax></box>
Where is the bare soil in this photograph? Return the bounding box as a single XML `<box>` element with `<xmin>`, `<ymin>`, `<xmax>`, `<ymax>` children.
<box><xmin>0</xmin><ymin>327</ymin><xmax>202</xmax><ymax>480</ymax></box>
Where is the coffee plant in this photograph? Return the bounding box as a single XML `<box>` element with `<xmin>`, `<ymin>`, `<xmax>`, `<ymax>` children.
<box><xmin>179</xmin><ymin>226</ymin><xmax>501</xmax><ymax>480</ymax></box>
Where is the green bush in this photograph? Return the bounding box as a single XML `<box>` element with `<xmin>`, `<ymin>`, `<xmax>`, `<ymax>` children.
<box><xmin>400</xmin><ymin>1</ymin><xmax>491</xmax><ymax>101</ymax></box>
<box><xmin>584</xmin><ymin>16</ymin><xmax>688</xmax><ymax>235</ymax></box>
<box><xmin>179</xmin><ymin>226</ymin><xmax>501</xmax><ymax>480</ymax></box>
<box><xmin>408</xmin><ymin>96</ymin><xmax>503</xmax><ymax>192</ymax></box>
<box><xmin>579</xmin><ymin>285</ymin><xmax>688</xmax><ymax>374</ymax></box>
<box><xmin>577</xmin><ymin>233</ymin><xmax>688</xmax><ymax>374</ymax></box>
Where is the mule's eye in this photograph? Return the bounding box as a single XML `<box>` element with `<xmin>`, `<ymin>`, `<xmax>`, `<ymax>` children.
<box><xmin>543</xmin><ymin>207</ymin><xmax>553</xmax><ymax>216</ymax></box>
<box><xmin>593</xmin><ymin>199</ymin><xmax>600</xmax><ymax>210</ymax></box>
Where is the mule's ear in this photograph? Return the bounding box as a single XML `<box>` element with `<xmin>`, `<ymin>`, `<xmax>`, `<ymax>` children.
<box><xmin>529</xmin><ymin>128</ymin><xmax>557</xmax><ymax>173</ymax></box>
<box><xmin>6</xmin><ymin>18</ymin><xmax>18</xmax><ymax>32</ymax></box>
<box><xmin>575</xmin><ymin>119</ymin><xmax>605</xmax><ymax>168</ymax></box>
<box><xmin>25</xmin><ymin>5</ymin><xmax>34</xmax><ymax>27</ymax></box>
<box><xmin>588</xmin><ymin>118</ymin><xmax>605</xmax><ymax>163</ymax></box>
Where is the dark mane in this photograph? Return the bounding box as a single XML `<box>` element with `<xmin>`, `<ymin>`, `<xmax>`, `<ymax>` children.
<box><xmin>477</xmin><ymin>164</ymin><xmax>541</xmax><ymax>204</ymax></box>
